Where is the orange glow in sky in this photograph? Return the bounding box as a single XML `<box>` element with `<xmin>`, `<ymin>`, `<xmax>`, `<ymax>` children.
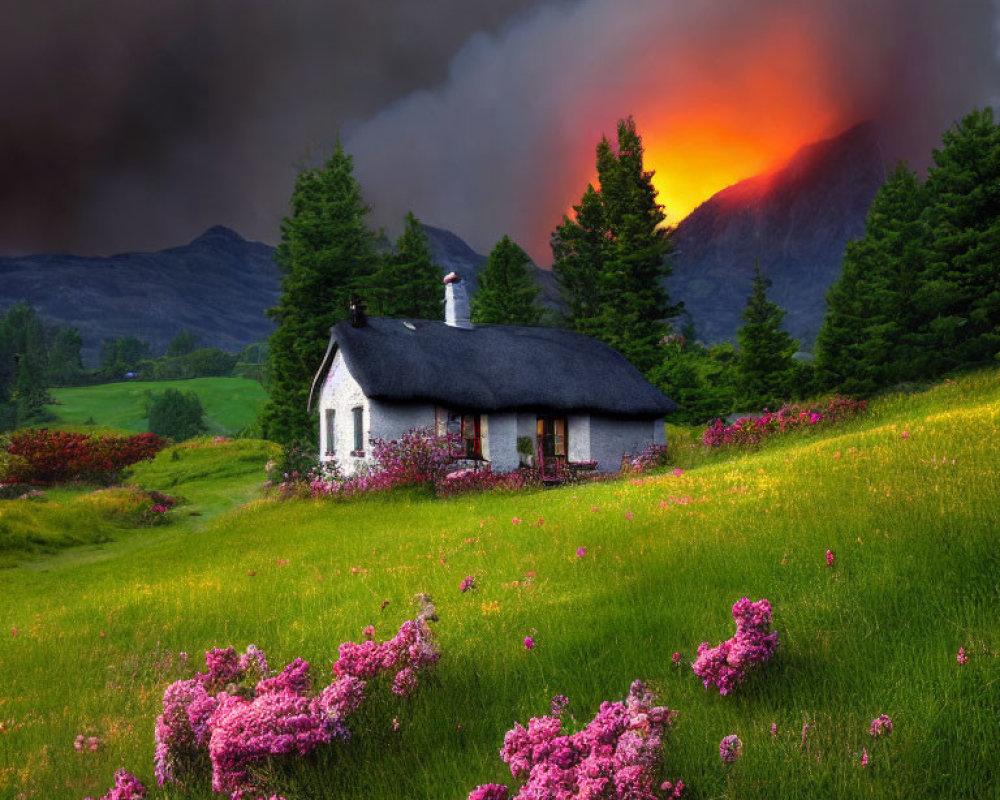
<box><xmin>569</xmin><ymin>12</ymin><xmax>848</xmax><ymax>227</ymax></box>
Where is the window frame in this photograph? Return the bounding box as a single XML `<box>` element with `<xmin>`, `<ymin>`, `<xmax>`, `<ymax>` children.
<box><xmin>351</xmin><ymin>406</ymin><xmax>364</xmax><ymax>455</ymax></box>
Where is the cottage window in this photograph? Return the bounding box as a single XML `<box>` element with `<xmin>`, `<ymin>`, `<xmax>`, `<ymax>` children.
<box><xmin>461</xmin><ymin>413</ymin><xmax>483</xmax><ymax>459</ymax></box>
<box><xmin>352</xmin><ymin>406</ymin><xmax>364</xmax><ymax>454</ymax></box>
<box><xmin>324</xmin><ymin>409</ymin><xmax>336</xmax><ymax>455</ymax></box>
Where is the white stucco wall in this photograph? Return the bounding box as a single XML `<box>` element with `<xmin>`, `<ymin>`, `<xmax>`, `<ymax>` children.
<box><xmin>588</xmin><ymin>415</ymin><xmax>665</xmax><ymax>472</ymax></box>
<box><xmin>567</xmin><ymin>414</ymin><xmax>591</xmax><ymax>463</ymax></box>
<box><xmin>486</xmin><ymin>412</ymin><xmax>519</xmax><ymax>472</ymax></box>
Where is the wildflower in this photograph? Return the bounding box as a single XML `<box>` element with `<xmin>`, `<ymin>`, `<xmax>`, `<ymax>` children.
<box><xmin>770</xmin><ymin>722</ymin><xmax>777</xmax><ymax>737</ymax></box>
<box><xmin>590</xmin><ymin>506</ymin><xmax>599</xmax><ymax>513</ymax></box>
<box><xmin>672</xmin><ymin>467</ymin><xmax>685</xmax><ymax>477</ymax></box>
<box><xmin>901</xmin><ymin>429</ymin><xmax>910</xmax><ymax>439</ymax></box>
<box><xmin>460</xmin><ymin>575</ymin><xmax>476</xmax><ymax>593</ymax></box>
<box><xmin>10</xmin><ymin>626</ymin><xmax>16</xmax><ymax>638</ymax></box>
<box><xmin>833</xmin><ymin>451</ymin><xmax>841</xmax><ymax>459</ymax></box>
<box><xmin>801</xmin><ymin>722</ymin><xmax>810</xmax><ymax>746</ymax></box>
<box><xmin>535</xmin><ymin>517</ymin><xmax>544</xmax><ymax>526</ymax></box>
<box><xmin>523</xmin><ymin>636</ymin><xmax>534</xmax><ymax>650</ymax></box>
<box><xmin>362</xmin><ymin>625</ymin><xmax>375</xmax><ymax>639</ymax></box>
<box><xmin>576</xmin><ymin>547</ymin><xmax>587</xmax><ymax>558</ymax></box>
<box><xmin>861</xmin><ymin>747</ymin><xmax>869</xmax><ymax>767</ymax></box>
<box><xmin>246</xmin><ymin>570</ymin><xmax>256</xmax><ymax>577</ymax></box>
<box><xmin>869</xmin><ymin>714</ymin><xmax>893</xmax><ymax>737</ymax></box>
<box><xmin>625</xmin><ymin>511</ymin><xmax>633</xmax><ymax>520</ymax></box>
<box><xmin>276</xmin><ymin>558</ymin><xmax>289</xmax><ymax>566</ymax></box>
<box><xmin>719</xmin><ymin>734</ymin><xmax>742</xmax><ymax>763</ymax></box>
<box><xmin>88</xmin><ymin>736</ymin><xmax>101</xmax><ymax>751</ymax></box>
<box><xmin>672</xmin><ymin>651</ymin><xmax>681</xmax><ymax>664</ymax></box>
<box><xmin>550</xmin><ymin>694</ymin><xmax>569</xmax><ymax>716</ymax></box>
<box><xmin>74</xmin><ymin>734</ymin><xmax>85</xmax><ymax>752</ymax></box>
<box><xmin>826</xmin><ymin>549</ymin><xmax>835</xmax><ymax>567</ymax></box>
<box><xmin>392</xmin><ymin>717</ymin><xmax>400</xmax><ymax>731</ymax></box>
<box><xmin>957</xmin><ymin>647</ymin><xmax>968</xmax><ymax>664</ymax></box>
<box><xmin>511</xmin><ymin>517</ymin><xmax>521</xmax><ymax>525</ymax></box>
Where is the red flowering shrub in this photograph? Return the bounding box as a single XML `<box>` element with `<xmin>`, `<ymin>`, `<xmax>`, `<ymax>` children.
<box><xmin>433</xmin><ymin>466</ymin><xmax>541</xmax><ymax>497</ymax></box>
<box><xmin>1</xmin><ymin>429</ymin><xmax>166</xmax><ymax>485</ymax></box>
<box><xmin>702</xmin><ymin>396</ymin><xmax>867</xmax><ymax>449</ymax></box>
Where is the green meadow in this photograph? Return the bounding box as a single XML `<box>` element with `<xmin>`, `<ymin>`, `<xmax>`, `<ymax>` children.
<box><xmin>2</xmin><ymin>370</ymin><xmax>998</xmax><ymax>799</ymax></box>
<box><xmin>46</xmin><ymin>378</ymin><xmax>268</xmax><ymax>436</ymax></box>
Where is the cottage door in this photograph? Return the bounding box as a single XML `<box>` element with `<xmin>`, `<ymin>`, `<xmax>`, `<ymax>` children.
<box><xmin>536</xmin><ymin>416</ymin><xmax>568</xmax><ymax>478</ymax></box>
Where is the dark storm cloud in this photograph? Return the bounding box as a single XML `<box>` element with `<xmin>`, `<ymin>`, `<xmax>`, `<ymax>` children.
<box><xmin>345</xmin><ymin>0</ymin><xmax>1000</xmax><ymax>263</ymax></box>
<box><xmin>0</xmin><ymin>0</ymin><xmax>553</xmax><ymax>255</ymax></box>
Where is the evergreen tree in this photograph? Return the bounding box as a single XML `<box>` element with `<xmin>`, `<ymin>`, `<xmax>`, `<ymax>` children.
<box><xmin>736</xmin><ymin>263</ymin><xmax>800</xmax><ymax>408</ymax></box>
<box><xmin>915</xmin><ymin>108</ymin><xmax>1000</xmax><ymax>371</ymax></box>
<box><xmin>552</xmin><ymin>117</ymin><xmax>679</xmax><ymax>374</ymax></box>
<box><xmin>1</xmin><ymin>303</ymin><xmax>51</xmax><ymax>423</ymax></box>
<box><xmin>814</xmin><ymin>163</ymin><xmax>927</xmax><ymax>394</ymax></box>
<box><xmin>261</xmin><ymin>144</ymin><xmax>378</xmax><ymax>447</ymax></box>
<box><xmin>99</xmin><ymin>336</ymin><xmax>150</xmax><ymax>377</ymax></box>
<box><xmin>470</xmin><ymin>235</ymin><xmax>542</xmax><ymax>325</ymax></box>
<box><xmin>368</xmin><ymin>212</ymin><xmax>442</xmax><ymax>319</ymax></box>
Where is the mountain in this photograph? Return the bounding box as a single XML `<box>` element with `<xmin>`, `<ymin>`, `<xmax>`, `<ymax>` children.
<box><xmin>666</xmin><ymin>121</ymin><xmax>887</xmax><ymax>348</ymax></box>
<box><xmin>0</xmin><ymin>226</ymin><xmax>281</xmax><ymax>365</ymax></box>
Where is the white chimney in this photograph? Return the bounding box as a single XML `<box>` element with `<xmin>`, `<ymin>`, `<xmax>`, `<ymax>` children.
<box><xmin>443</xmin><ymin>272</ymin><xmax>473</xmax><ymax>329</ymax></box>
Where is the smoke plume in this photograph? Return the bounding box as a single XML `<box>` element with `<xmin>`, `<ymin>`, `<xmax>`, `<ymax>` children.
<box><xmin>346</xmin><ymin>0</ymin><xmax>1000</xmax><ymax>264</ymax></box>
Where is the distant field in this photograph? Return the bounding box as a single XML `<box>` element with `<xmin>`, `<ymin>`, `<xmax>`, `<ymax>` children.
<box><xmin>3</xmin><ymin>369</ymin><xmax>999</xmax><ymax>799</ymax></box>
<box><xmin>46</xmin><ymin>377</ymin><xmax>268</xmax><ymax>436</ymax></box>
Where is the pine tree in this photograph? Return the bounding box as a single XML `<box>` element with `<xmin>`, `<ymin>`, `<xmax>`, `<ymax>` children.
<box><xmin>916</xmin><ymin>108</ymin><xmax>1000</xmax><ymax>371</ymax></box>
<box><xmin>736</xmin><ymin>263</ymin><xmax>800</xmax><ymax>408</ymax></box>
<box><xmin>814</xmin><ymin>163</ymin><xmax>927</xmax><ymax>394</ymax></box>
<box><xmin>552</xmin><ymin>117</ymin><xmax>679</xmax><ymax>373</ymax></box>
<box><xmin>261</xmin><ymin>144</ymin><xmax>378</xmax><ymax>447</ymax></box>
<box><xmin>470</xmin><ymin>235</ymin><xmax>542</xmax><ymax>325</ymax></box>
<box><xmin>368</xmin><ymin>212</ymin><xmax>442</xmax><ymax>319</ymax></box>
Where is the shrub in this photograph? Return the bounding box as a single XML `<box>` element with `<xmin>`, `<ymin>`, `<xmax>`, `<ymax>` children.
<box><xmin>467</xmin><ymin>680</ymin><xmax>679</xmax><ymax>800</ymax></box>
<box><xmin>702</xmin><ymin>396</ymin><xmax>867</xmax><ymax>448</ymax></box>
<box><xmin>154</xmin><ymin>601</ymin><xmax>440</xmax><ymax>799</ymax></box>
<box><xmin>147</xmin><ymin>389</ymin><xmax>207</xmax><ymax>442</ymax></box>
<box><xmin>623</xmin><ymin>442</ymin><xmax>671</xmax><ymax>473</ymax></box>
<box><xmin>692</xmin><ymin>597</ymin><xmax>778</xmax><ymax>695</ymax></box>
<box><xmin>434</xmin><ymin>465</ymin><xmax>541</xmax><ymax>497</ymax></box>
<box><xmin>1</xmin><ymin>429</ymin><xmax>166</xmax><ymax>485</ymax></box>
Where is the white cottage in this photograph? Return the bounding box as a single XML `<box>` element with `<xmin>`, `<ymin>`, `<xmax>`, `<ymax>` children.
<box><xmin>308</xmin><ymin>275</ymin><xmax>676</xmax><ymax>476</ymax></box>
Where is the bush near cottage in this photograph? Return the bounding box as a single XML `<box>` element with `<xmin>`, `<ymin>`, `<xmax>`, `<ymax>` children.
<box><xmin>701</xmin><ymin>396</ymin><xmax>867</xmax><ymax>448</ymax></box>
<box><xmin>0</xmin><ymin>429</ymin><xmax>166</xmax><ymax>485</ymax></box>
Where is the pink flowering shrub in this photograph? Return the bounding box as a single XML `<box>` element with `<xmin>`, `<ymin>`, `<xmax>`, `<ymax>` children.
<box><xmin>692</xmin><ymin>598</ymin><xmax>778</xmax><ymax>695</ymax></box>
<box><xmin>369</xmin><ymin>428</ymin><xmax>459</xmax><ymax>484</ymax></box>
<box><xmin>869</xmin><ymin>714</ymin><xmax>893</xmax><ymax>737</ymax></box>
<box><xmin>434</xmin><ymin>465</ymin><xmax>541</xmax><ymax>497</ymax></box>
<box><xmin>624</xmin><ymin>443</ymin><xmax>671</xmax><ymax>474</ymax></box>
<box><xmin>467</xmin><ymin>680</ymin><xmax>679</xmax><ymax>800</ymax></box>
<box><xmin>154</xmin><ymin>607</ymin><xmax>440</xmax><ymax>799</ymax></box>
<box><xmin>83</xmin><ymin>769</ymin><xmax>146</xmax><ymax>800</ymax></box>
<box><xmin>702</xmin><ymin>396</ymin><xmax>867</xmax><ymax>448</ymax></box>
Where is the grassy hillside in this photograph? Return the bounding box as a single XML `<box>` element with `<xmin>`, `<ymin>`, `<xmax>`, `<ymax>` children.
<box><xmin>2</xmin><ymin>370</ymin><xmax>998</xmax><ymax>799</ymax></box>
<box><xmin>46</xmin><ymin>377</ymin><xmax>268</xmax><ymax>436</ymax></box>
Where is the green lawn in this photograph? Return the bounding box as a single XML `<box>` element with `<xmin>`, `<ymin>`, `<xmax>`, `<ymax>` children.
<box><xmin>46</xmin><ymin>377</ymin><xmax>268</xmax><ymax>436</ymax></box>
<box><xmin>2</xmin><ymin>370</ymin><xmax>999</xmax><ymax>799</ymax></box>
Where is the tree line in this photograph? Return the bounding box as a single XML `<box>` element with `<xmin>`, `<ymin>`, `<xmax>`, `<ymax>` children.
<box><xmin>262</xmin><ymin>108</ymin><xmax>1000</xmax><ymax>446</ymax></box>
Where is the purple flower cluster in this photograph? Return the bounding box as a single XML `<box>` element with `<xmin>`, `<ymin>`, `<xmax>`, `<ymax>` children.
<box><xmin>719</xmin><ymin>734</ymin><xmax>742</xmax><ymax>763</ymax></box>
<box><xmin>153</xmin><ymin>615</ymin><xmax>440</xmax><ymax>799</ymax></box>
<box><xmin>869</xmin><ymin>714</ymin><xmax>893</xmax><ymax>737</ymax></box>
<box><xmin>460</xmin><ymin>575</ymin><xmax>477</xmax><ymax>593</ymax></box>
<box><xmin>83</xmin><ymin>769</ymin><xmax>146</xmax><ymax>800</ymax></box>
<box><xmin>702</xmin><ymin>396</ymin><xmax>867</xmax><ymax>448</ymax></box>
<box><xmin>467</xmin><ymin>680</ymin><xmax>677</xmax><ymax>800</ymax></box>
<box><xmin>692</xmin><ymin>598</ymin><xmax>778</xmax><ymax>695</ymax></box>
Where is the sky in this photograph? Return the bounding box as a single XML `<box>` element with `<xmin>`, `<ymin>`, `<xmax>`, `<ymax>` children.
<box><xmin>2</xmin><ymin>0</ymin><xmax>998</xmax><ymax>264</ymax></box>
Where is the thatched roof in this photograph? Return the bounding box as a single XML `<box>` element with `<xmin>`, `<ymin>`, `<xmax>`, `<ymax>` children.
<box><xmin>316</xmin><ymin>317</ymin><xmax>676</xmax><ymax>417</ymax></box>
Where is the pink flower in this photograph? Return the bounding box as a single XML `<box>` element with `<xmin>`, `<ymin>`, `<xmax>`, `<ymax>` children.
<box><xmin>460</xmin><ymin>575</ymin><xmax>476</xmax><ymax>593</ymax></box>
<box><xmin>826</xmin><ymin>550</ymin><xmax>835</xmax><ymax>567</ymax></box>
<box><xmin>900</xmin><ymin>429</ymin><xmax>910</xmax><ymax>439</ymax></box>
<box><xmin>590</xmin><ymin>506</ymin><xmax>599</xmax><ymax>513</ymax></box>
<box><xmin>624</xmin><ymin>511</ymin><xmax>633</xmax><ymax>520</ymax></box>
<box><xmin>957</xmin><ymin>647</ymin><xmax>968</xmax><ymax>664</ymax></box>
<box><xmin>10</xmin><ymin>626</ymin><xmax>16</xmax><ymax>638</ymax></box>
<box><xmin>511</xmin><ymin>517</ymin><xmax>521</xmax><ymax>525</ymax></box>
<box><xmin>770</xmin><ymin>722</ymin><xmax>777</xmax><ymax>737</ymax></box>
<box><xmin>468</xmin><ymin>784</ymin><xmax>509</xmax><ymax>800</ymax></box>
<box><xmin>392</xmin><ymin>717</ymin><xmax>401</xmax><ymax>731</ymax></box>
<box><xmin>671</xmin><ymin>467</ymin><xmax>685</xmax><ymax>477</ymax></box>
<box><xmin>861</xmin><ymin>747</ymin><xmax>869</xmax><ymax>766</ymax></box>
<box><xmin>672</xmin><ymin>651</ymin><xmax>681</xmax><ymax>664</ymax></box>
<box><xmin>362</xmin><ymin>625</ymin><xmax>375</xmax><ymax>640</ymax></box>
<box><xmin>869</xmin><ymin>714</ymin><xmax>893</xmax><ymax>737</ymax></box>
<box><xmin>833</xmin><ymin>451</ymin><xmax>841</xmax><ymax>459</ymax></box>
<box><xmin>576</xmin><ymin>547</ymin><xmax>587</xmax><ymax>558</ymax></box>
<box><xmin>523</xmin><ymin>636</ymin><xmax>534</xmax><ymax>650</ymax></box>
<box><xmin>719</xmin><ymin>734</ymin><xmax>742</xmax><ymax>762</ymax></box>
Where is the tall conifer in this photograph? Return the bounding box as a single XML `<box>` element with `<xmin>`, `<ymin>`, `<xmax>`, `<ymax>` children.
<box><xmin>261</xmin><ymin>144</ymin><xmax>377</xmax><ymax>447</ymax></box>
<box><xmin>470</xmin><ymin>236</ymin><xmax>541</xmax><ymax>326</ymax></box>
<box><xmin>736</xmin><ymin>263</ymin><xmax>799</xmax><ymax>408</ymax></box>
<box><xmin>369</xmin><ymin>212</ymin><xmax>442</xmax><ymax>319</ymax></box>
